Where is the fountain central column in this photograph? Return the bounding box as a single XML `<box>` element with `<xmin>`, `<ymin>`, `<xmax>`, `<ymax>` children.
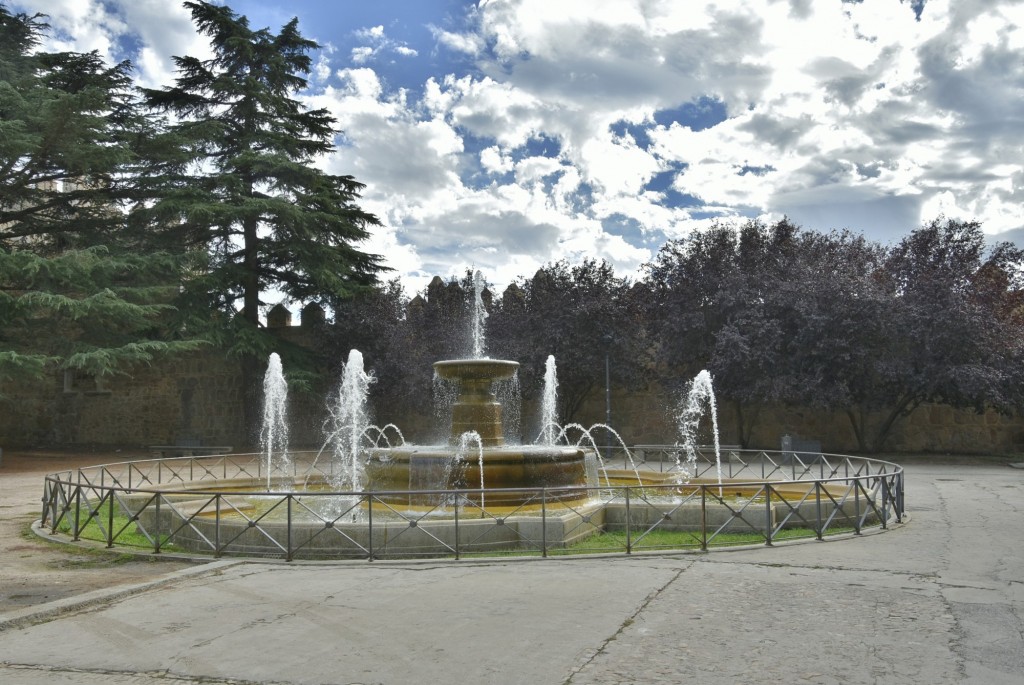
<box><xmin>434</xmin><ymin>359</ymin><xmax>519</xmax><ymax>447</ymax></box>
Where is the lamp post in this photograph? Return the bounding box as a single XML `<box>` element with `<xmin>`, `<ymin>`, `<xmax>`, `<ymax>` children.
<box><xmin>602</xmin><ymin>332</ymin><xmax>614</xmax><ymax>463</ymax></box>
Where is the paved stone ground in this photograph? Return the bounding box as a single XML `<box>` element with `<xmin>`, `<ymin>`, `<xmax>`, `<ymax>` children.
<box><xmin>0</xmin><ymin>456</ymin><xmax>1022</xmax><ymax>684</ymax></box>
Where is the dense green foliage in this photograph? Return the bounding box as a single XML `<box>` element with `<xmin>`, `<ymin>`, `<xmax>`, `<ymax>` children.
<box><xmin>135</xmin><ymin>1</ymin><xmax>384</xmax><ymax>355</ymax></box>
<box><xmin>332</xmin><ymin>218</ymin><xmax>1024</xmax><ymax>452</ymax></box>
<box><xmin>0</xmin><ymin>6</ymin><xmax>202</xmax><ymax>392</ymax></box>
<box><xmin>1</xmin><ymin>2</ymin><xmax>384</xmax><ymax>423</ymax></box>
<box><xmin>131</xmin><ymin>1</ymin><xmax>386</xmax><ymax>427</ymax></box>
<box><xmin>489</xmin><ymin>259</ymin><xmax>648</xmax><ymax>425</ymax></box>
<box><xmin>645</xmin><ymin>217</ymin><xmax>1024</xmax><ymax>450</ymax></box>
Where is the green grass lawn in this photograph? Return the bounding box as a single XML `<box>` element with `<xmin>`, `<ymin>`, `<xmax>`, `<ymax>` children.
<box><xmin>51</xmin><ymin>496</ymin><xmax>857</xmax><ymax>560</ymax></box>
<box><xmin>54</xmin><ymin>500</ymin><xmax>180</xmax><ymax>551</ymax></box>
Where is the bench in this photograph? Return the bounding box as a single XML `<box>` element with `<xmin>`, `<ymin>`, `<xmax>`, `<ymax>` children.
<box><xmin>780</xmin><ymin>435</ymin><xmax>823</xmax><ymax>463</ymax></box>
<box><xmin>149</xmin><ymin>435</ymin><xmax>232</xmax><ymax>457</ymax></box>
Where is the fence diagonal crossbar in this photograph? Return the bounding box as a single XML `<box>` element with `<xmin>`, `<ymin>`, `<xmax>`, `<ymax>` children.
<box><xmin>550</xmin><ymin>489</ymin><xmax>607</xmax><ymax>552</ymax></box>
<box><xmin>815</xmin><ymin>480</ymin><xmax>859</xmax><ymax>533</ymax></box>
<box><xmin>284</xmin><ymin>495</ymin><xmax>370</xmax><ymax>558</ymax></box>
<box><xmin>226</xmin><ymin>455</ymin><xmax>261</xmax><ymax>481</ymax></box>
<box><xmin>192</xmin><ymin>457</ymin><xmax>228</xmax><ymax>482</ymax></box>
<box><xmin>630</xmin><ymin>485</ymin><xmax>705</xmax><ymax>550</ymax></box>
<box><xmin>770</xmin><ymin>483</ymin><xmax>819</xmax><ymax>537</ymax></box>
<box><xmin>69</xmin><ymin>488</ymin><xmax>114</xmax><ymax>543</ymax></box>
<box><xmin>211</xmin><ymin>495</ymin><xmax>290</xmax><ymax>556</ymax></box>
<box><xmin>705</xmin><ymin>485</ymin><xmax>771</xmax><ymax>546</ymax></box>
<box><xmin>45</xmin><ymin>479</ymin><xmax>75</xmax><ymax>536</ymax></box>
<box><xmin>457</xmin><ymin>489</ymin><xmax>549</xmax><ymax>554</ymax></box>
<box><xmin>366</xmin><ymin>494</ymin><xmax>459</xmax><ymax>558</ymax></box>
<box><xmin>155</xmin><ymin>494</ymin><xmax>220</xmax><ymax>552</ymax></box>
<box><xmin>127</xmin><ymin>463</ymin><xmax>155</xmax><ymax>489</ymax></box>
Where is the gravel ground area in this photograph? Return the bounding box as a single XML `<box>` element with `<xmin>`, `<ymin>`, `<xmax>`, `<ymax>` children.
<box><xmin>0</xmin><ymin>450</ymin><xmax>200</xmax><ymax>613</ymax></box>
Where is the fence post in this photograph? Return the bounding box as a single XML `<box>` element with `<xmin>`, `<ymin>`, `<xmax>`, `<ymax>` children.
<box><xmin>215</xmin><ymin>495</ymin><xmax>222</xmax><ymax>556</ymax></box>
<box><xmin>106</xmin><ymin>490</ymin><xmax>115</xmax><ymax>548</ymax></box>
<box><xmin>897</xmin><ymin>472</ymin><xmax>905</xmax><ymax>522</ymax></box>
<box><xmin>286</xmin><ymin>495</ymin><xmax>294</xmax><ymax>561</ymax></box>
<box><xmin>368</xmin><ymin>494</ymin><xmax>375</xmax><ymax>561</ymax></box>
<box><xmin>853</xmin><ymin>478</ymin><xmax>862</xmax><ymax>535</ymax></box>
<box><xmin>815</xmin><ymin>481</ymin><xmax>823</xmax><ymax>540</ymax></box>
<box><xmin>880</xmin><ymin>477</ymin><xmax>889</xmax><ymax>530</ymax></box>
<box><xmin>47</xmin><ymin>480</ymin><xmax>59</xmax><ymax>534</ymax></box>
<box><xmin>700</xmin><ymin>485</ymin><xmax>708</xmax><ymax>551</ymax></box>
<box><xmin>154</xmin><ymin>495</ymin><xmax>162</xmax><ymax>554</ymax></box>
<box><xmin>625</xmin><ymin>487</ymin><xmax>632</xmax><ymax>555</ymax></box>
<box><xmin>764</xmin><ymin>485</ymin><xmax>773</xmax><ymax>546</ymax></box>
<box><xmin>73</xmin><ymin>485</ymin><xmax>82</xmax><ymax>541</ymax></box>
<box><xmin>541</xmin><ymin>488</ymin><xmax>548</xmax><ymax>558</ymax></box>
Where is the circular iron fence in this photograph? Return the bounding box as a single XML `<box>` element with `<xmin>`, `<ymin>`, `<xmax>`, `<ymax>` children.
<box><xmin>39</xmin><ymin>448</ymin><xmax>904</xmax><ymax>561</ymax></box>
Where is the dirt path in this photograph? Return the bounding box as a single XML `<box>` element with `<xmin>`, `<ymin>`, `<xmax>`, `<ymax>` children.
<box><xmin>0</xmin><ymin>450</ymin><xmax>199</xmax><ymax>613</ymax></box>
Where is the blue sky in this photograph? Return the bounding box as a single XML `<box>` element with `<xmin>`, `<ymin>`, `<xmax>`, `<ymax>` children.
<box><xmin>13</xmin><ymin>0</ymin><xmax>1024</xmax><ymax>297</ymax></box>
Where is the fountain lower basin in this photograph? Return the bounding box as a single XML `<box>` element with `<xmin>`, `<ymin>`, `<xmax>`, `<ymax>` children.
<box><xmin>364</xmin><ymin>444</ymin><xmax>591</xmax><ymax>505</ymax></box>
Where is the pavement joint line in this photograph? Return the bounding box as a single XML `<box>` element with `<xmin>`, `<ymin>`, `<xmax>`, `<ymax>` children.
<box><xmin>0</xmin><ymin>662</ymin><xmax>297</xmax><ymax>685</ymax></box>
<box><xmin>560</xmin><ymin>563</ymin><xmax>692</xmax><ymax>685</ymax></box>
<box><xmin>0</xmin><ymin>559</ymin><xmax>244</xmax><ymax>633</ymax></box>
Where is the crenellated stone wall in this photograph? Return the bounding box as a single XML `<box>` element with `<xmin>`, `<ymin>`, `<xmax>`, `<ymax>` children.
<box><xmin>2</xmin><ymin>331</ymin><xmax>1022</xmax><ymax>455</ymax></box>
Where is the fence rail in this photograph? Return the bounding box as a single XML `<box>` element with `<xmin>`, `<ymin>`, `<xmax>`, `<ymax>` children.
<box><xmin>40</xmin><ymin>448</ymin><xmax>904</xmax><ymax>561</ymax></box>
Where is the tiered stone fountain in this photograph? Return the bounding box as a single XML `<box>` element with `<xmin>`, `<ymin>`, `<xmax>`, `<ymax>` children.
<box><xmin>364</xmin><ymin>357</ymin><xmax>590</xmax><ymax>505</ymax></box>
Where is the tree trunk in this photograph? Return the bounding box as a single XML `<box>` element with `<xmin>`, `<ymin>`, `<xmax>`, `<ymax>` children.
<box><xmin>845</xmin><ymin>408</ymin><xmax>870</xmax><ymax>453</ymax></box>
<box><xmin>869</xmin><ymin>395</ymin><xmax>922</xmax><ymax>453</ymax></box>
<box><xmin>733</xmin><ymin>400</ymin><xmax>760</xmax><ymax>448</ymax></box>
<box><xmin>241</xmin><ymin>213</ymin><xmax>261</xmax><ymax>441</ymax></box>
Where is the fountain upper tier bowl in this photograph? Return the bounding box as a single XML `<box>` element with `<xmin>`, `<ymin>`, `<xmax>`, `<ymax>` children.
<box><xmin>433</xmin><ymin>358</ymin><xmax>519</xmax><ymax>383</ymax></box>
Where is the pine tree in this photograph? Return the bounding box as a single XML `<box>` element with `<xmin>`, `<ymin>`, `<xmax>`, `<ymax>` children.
<box><xmin>0</xmin><ymin>6</ymin><xmax>201</xmax><ymax>395</ymax></box>
<box><xmin>136</xmin><ymin>1</ymin><xmax>385</xmax><ymax>430</ymax></box>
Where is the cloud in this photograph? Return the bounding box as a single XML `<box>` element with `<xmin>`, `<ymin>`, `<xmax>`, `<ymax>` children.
<box><xmin>14</xmin><ymin>0</ymin><xmax>1024</xmax><ymax>289</ymax></box>
<box><xmin>350</xmin><ymin>23</ymin><xmax>418</xmax><ymax>65</ymax></box>
<box><xmin>12</xmin><ymin>0</ymin><xmax>210</xmax><ymax>88</ymax></box>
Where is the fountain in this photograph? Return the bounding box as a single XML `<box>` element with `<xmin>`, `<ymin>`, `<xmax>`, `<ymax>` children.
<box><xmin>471</xmin><ymin>270</ymin><xmax>488</xmax><ymax>359</ymax></box>
<box><xmin>352</xmin><ymin>271</ymin><xmax>592</xmax><ymax>506</ymax></box>
<box><xmin>42</xmin><ymin>271</ymin><xmax>900</xmax><ymax>561</ymax></box>
<box><xmin>259</xmin><ymin>352</ymin><xmax>290</xmax><ymax>488</ymax></box>
<box><xmin>363</xmin><ymin>357</ymin><xmax>590</xmax><ymax>505</ymax></box>
<box><xmin>539</xmin><ymin>355</ymin><xmax>559</xmax><ymax>445</ymax></box>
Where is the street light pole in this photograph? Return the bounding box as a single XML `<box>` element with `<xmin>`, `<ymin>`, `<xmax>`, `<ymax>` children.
<box><xmin>602</xmin><ymin>332</ymin><xmax>613</xmax><ymax>463</ymax></box>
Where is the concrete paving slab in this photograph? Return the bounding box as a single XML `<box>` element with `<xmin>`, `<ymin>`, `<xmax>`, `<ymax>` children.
<box><xmin>0</xmin><ymin>557</ymin><xmax>686</xmax><ymax>684</ymax></box>
<box><xmin>0</xmin><ymin>461</ymin><xmax>1021</xmax><ymax>685</ymax></box>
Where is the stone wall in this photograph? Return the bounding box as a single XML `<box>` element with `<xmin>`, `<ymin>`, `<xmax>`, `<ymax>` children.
<box><xmin>571</xmin><ymin>385</ymin><xmax>1024</xmax><ymax>455</ymax></box>
<box><xmin>0</xmin><ymin>352</ymin><xmax>248</xmax><ymax>447</ymax></box>
<box><xmin>3</xmin><ymin>344</ymin><xmax>1023</xmax><ymax>455</ymax></box>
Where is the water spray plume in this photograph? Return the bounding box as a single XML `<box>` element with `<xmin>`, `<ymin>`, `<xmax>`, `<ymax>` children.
<box><xmin>325</xmin><ymin>349</ymin><xmax>374</xmax><ymax>490</ymax></box>
<box><xmin>540</xmin><ymin>355</ymin><xmax>559</xmax><ymax>446</ymax></box>
<box><xmin>675</xmin><ymin>370</ymin><xmax>722</xmax><ymax>488</ymax></box>
<box><xmin>260</xmin><ymin>353</ymin><xmax>290</xmax><ymax>489</ymax></box>
<box><xmin>471</xmin><ymin>270</ymin><xmax>488</xmax><ymax>359</ymax></box>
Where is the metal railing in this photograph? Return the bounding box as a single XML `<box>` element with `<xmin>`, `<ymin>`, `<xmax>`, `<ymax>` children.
<box><xmin>40</xmin><ymin>449</ymin><xmax>904</xmax><ymax>561</ymax></box>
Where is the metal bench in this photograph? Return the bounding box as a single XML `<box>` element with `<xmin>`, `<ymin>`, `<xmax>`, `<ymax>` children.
<box><xmin>149</xmin><ymin>435</ymin><xmax>232</xmax><ymax>457</ymax></box>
